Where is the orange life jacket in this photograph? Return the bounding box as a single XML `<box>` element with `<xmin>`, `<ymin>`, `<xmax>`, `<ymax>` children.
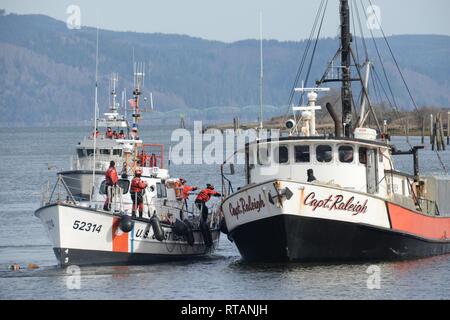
<box><xmin>182</xmin><ymin>185</ymin><xmax>195</xmax><ymax>200</ymax></box>
<box><xmin>195</xmin><ymin>188</ymin><xmax>219</xmax><ymax>203</ymax></box>
<box><xmin>131</xmin><ymin>177</ymin><xmax>147</xmax><ymax>193</ymax></box>
<box><xmin>105</xmin><ymin>167</ymin><xmax>119</xmax><ymax>186</ymax></box>
<box><xmin>105</xmin><ymin>130</ymin><xmax>113</xmax><ymax>139</ymax></box>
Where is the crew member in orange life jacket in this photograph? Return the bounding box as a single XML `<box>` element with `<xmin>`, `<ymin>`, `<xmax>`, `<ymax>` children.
<box><xmin>117</xmin><ymin>130</ymin><xmax>125</xmax><ymax>139</ymax></box>
<box><xmin>103</xmin><ymin>161</ymin><xmax>119</xmax><ymax>211</ymax></box>
<box><xmin>105</xmin><ymin>127</ymin><xmax>114</xmax><ymax>139</ymax></box>
<box><xmin>179</xmin><ymin>178</ymin><xmax>197</xmax><ymax>212</ymax></box>
<box><xmin>195</xmin><ymin>184</ymin><xmax>221</xmax><ymax>222</ymax></box>
<box><xmin>131</xmin><ymin>169</ymin><xmax>148</xmax><ymax>218</ymax></box>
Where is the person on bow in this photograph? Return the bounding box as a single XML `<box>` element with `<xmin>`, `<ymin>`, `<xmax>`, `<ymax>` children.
<box><xmin>103</xmin><ymin>161</ymin><xmax>119</xmax><ymax>211</ymax></box>
<box><xmin>195</xmin><ymin>184</ymin><xmax>221</xmax><ymax>222</ymax></box>
<box><xmin>131</xmin><ymin>169</ymin><xmax>148</xmax><ymax>218</ymax></box>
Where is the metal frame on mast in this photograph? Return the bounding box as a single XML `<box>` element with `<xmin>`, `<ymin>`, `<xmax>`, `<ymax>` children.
<box><xmin>340</xmin><ymin>0</ymin><xmax>353</xmax><ymax>137</ymax></box>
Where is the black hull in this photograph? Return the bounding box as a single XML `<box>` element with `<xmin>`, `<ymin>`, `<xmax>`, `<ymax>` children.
<box><xmin>54</xmin><ymin>248</ymin><xmax>214</xmax><ymax>267</ymax></box>
<box><xmin>228</xmin><ymin>215</ymin><xmax>450</xmax><ymax>262</ymax></box>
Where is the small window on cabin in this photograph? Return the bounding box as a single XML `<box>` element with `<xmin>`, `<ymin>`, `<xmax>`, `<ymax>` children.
<box><xmin>77</xmin><ymin>149</ymin><xmax>84</xmax><ymax>158</ymax></box>
<box><xmin>86</xmin><ymin>149</ymin><xmax>94</xmax><ymax>156</ymax></box>
<box><xmin>100</xmin><ymin>149</ymin><xmax>110</xmax><ymax>155</ymax></box>
<box><xmin>338</xmin><ymin>145</ymin><xmax>354</xmax><ymax>163</ymax></box>
<box><xmin>316</xmin><ymin>145</ymin><xmax>333</xmax><ymax>163</ymax></box>
<box><xmin>113</xmin><ymin>149</ymin><xmax>122</xmax><ymax>156</ymax></box>
<box><xmin>274</xmin><ymin>146</ymin><xmax>289</xmax><ymax>164</ymax></box>
<box><xmin>99</xmin><ymin>179</ymin><xmax>130</xmax><ymax>195</ymax></box>
<box><xmin>359</xmin><ymin>147</ymin><xmax>368</xmax><ymax>165</ymax></box>
<box><xmin>257</xmin><ymin>146</ymin><xmax>270</xmax><ymax>166</ymax></box>
<box><xmin>156</xmin><ymin>182</ymin><xmax>167</xmax><ymax>198</ymax></box>
<box><xmin>295</xmin><ymin>145</ymin><xmax>310</xmax><ymax>163</ymax></box>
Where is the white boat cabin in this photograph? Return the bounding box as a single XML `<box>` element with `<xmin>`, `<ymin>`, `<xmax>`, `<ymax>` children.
<box><xmin>245</xmin><ymin>137</ymin><xmax>418</xmax><ymax>207</ymax></box>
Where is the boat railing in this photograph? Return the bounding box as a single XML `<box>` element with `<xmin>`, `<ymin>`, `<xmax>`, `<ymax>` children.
<box><xmin>41</xmin><ymin>175</ymin><xmax>78</xmax><ymax>206</ymax></box>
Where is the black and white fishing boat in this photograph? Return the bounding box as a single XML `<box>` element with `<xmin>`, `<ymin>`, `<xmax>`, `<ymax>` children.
<box><xmin>219</xmin><ymin>0</ymin><xmax>450</xmax><ymax>262</ymax></box>
<box><xmin>35</xmin><ymin>64</ymin><xmax>220</xmax><ymax>266</ymax></box>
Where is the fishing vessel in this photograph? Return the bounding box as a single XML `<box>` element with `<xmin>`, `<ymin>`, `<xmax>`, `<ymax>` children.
<box><xmin>35</xmin><ymin>64</ymin><xmax>220</xmax><ymax>266</ymax></box>
<box><xmin>219</xmin><ymin>0</ymin><xmax>450</xmax><ymax>262</ymax></box>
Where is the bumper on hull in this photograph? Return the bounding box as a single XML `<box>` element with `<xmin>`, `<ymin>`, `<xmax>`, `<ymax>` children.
<box><xmin>229</xmin><ymin>215</ymin><xmax>450</xmax><ymax>262</ymax></box>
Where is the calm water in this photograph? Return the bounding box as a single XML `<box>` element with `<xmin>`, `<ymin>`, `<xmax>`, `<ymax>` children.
<box><xmin>1</xmin><ymin>126</ymin><xmax>450</xmax><ymax>300</ymax></box>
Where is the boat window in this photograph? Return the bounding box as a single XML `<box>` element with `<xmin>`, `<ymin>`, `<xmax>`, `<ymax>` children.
<box><xmin>156</xmin><ymin>182</ymin><xmax>167</xmax><ymax>198</ymax></box>
<box><xmin>77</xmin><ymin>149</ymin><xmax>85</xmax><ymax>158</ymax></box>
<box><xmin>99</xmin><ymin>179</ymin><xmax>130</xmax><ymax>195</ymax></box>
<box><xmin>113</xmin><ymin>149</ymin><xmax>122</xmax><ymax>156</ymax></box>
<box><xmin>99</xmin><ymin>149</ymin><xmax>110</xmax><ymax>155</ymax></box>
<box><xmin>316</xmin><ymin>145</ymin><xmax>333</xmax><ymax>163</ymax></box>
<box><xmin>359</xmin><ymin>147</ymin><xmax>368</xmax><ymax>165</ymax></box>
<box><xmin>338</xmin><ymin>145</ymin><xmax>354</xmax><ymax>163</ymax></box>
<box><xmin>274</xmin><ymin>146</ymin><xmax>289</xmax><ymax>164</ymax></box>
<box><xmin>86</xmin><ymin>149</ymin><xmax>94</xmax><ymax>156</ymax></box>
<box><xmin>295</xmin><ymin>145</ymin><xmax>310</xmax><ymax>163</ymax></box>
<box><xmin>257</xmin><ymin>145</ymin><xmax>270</xmax><ymax>166</ymax></box>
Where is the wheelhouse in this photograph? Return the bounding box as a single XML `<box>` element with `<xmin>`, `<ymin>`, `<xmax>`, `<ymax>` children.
<box><xmin>245</xmin><ymin>137</ymin><xmax>395</xmax><ymax>198</ymax></box>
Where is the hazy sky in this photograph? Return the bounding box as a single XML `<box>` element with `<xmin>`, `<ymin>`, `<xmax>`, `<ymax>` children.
<box><xmin>2</xmin><ymin>0</ymin><xmax>450</xmax><ymax>42</ymax></box>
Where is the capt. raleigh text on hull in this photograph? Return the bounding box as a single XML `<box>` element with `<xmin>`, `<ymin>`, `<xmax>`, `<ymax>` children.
<box><xmin>304</xmin><ymin>192</ymin><xmax>368</xmax><ymax>215</ymax></box>
<box><xmin>229</xmin><ymin>194</ymin><xmax>265</xmax><ymax>219</ymax></box>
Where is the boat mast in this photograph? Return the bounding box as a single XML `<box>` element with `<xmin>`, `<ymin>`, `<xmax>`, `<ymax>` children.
<box><xmin>259</xmin><ymin>11</ymin><xmax>264</xmax><ymax>130</ymax></box>
<box><xmin>90</xmin><ymin>27</ymin><xmax>99</xmax><ymax>204</ymax></box>
<box><xmin>132</xmin><ymin>62</ymin><xmax>145</xmax><ymax>172</ymax></box>
<box><xmin>340</xmin><ymin>0</ymin><xmax>353</xmax><ymax>137</ymax></box>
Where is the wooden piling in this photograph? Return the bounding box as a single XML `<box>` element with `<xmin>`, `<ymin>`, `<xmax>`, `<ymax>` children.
<box><xmin>405</xmin><ymin>119</ymin><xmax>409</xmax><ymax>144</ymax></box>
<box><xmin>421</xmin><ymin>117</ymin><xmax>425</xmax><ymax>144</ymax></box>
<box><xmin>439</xmin><ymin>113</ymin><xmax>446</xmax><ymax>151</ymax></box>
<box><xmin>447</xmin><ymin>111</ymin><xmax>450</xmax><ymax>146</ymax></box>
<box><xmin>430</xmin><ymin>114</ymin><xmax>434</xmax><ymax>145</ymax></box>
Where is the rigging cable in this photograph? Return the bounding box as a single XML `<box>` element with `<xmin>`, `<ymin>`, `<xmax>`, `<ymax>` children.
<box><xmin>297</xmin><ymin>0</ymin><xmax>329</xmax><ymax>106</ymax></box>
<box><xmin>359</xmin><ymin>0</ymin><xmax>400</xmax><ymax>112</ymax></box>
<box><xmin>366</xmin><ymin>0</ymin><xmax>420</xmax><ymax>113</ymax></box>
<box><xmin>283</xmin><ymin>0</ymin><xmax>326</xmax><ymax>120</ymax></box>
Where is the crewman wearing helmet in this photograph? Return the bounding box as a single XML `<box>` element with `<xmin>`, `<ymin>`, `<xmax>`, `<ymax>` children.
<box><xmin>195</xmin><ymin>184</ymin><xmax>221</xmax><ymax>222</ymax></box>
<box><xmin>131</xmin><ymin>169</ymin><xmax>148</xmax><ymax>218</ymax></box>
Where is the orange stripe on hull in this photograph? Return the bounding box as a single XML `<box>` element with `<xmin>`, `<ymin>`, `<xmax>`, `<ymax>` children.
<box><xmin>112</xmin><ymin>217</ymin><xmax>129</xmax><ymax>253</ymax></box>
<box><xmin>387</xmin><ymin>202</ymin><xmax>450</xmax><ymax>241</ymax></box>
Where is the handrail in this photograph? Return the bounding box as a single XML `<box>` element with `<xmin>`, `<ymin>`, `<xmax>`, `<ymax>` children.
<box><xmin>45</xmin><ymin>175</ymin><xmax>78</xmax><ymax>205</ymax></box>
<box><xmin>220</xmin><ymin>150</ymin><xmax>238</xmax><ymax>198</ymax></box>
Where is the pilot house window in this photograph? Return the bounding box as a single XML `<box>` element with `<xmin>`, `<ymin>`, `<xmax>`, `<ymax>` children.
<box><xmin>316</xmin><ymin>145</ymin><xmax>333</xmax><ymax>163</ymax></box>
<box><xmin>274</xmin><ymin>146</ymin><xmax>289</xmax><ymax>164</ymax></box>
<box><xmin>295</xmin><ymin>145</ymin><xmax>310</xmax><ymax>162</ymax></box>
<box><xmin>359</xmin><ymin>147</ymin><xmax>368</xmax><ymax>165</ymax></box>
<box><xmin>338</xmin><ymin>145</ymin><xmax>354</xmax><ymax>163</ymax></box>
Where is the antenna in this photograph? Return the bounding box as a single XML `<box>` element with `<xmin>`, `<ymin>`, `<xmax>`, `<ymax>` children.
<box><xmin>110</xmin><ymin>72</ymin><xmax>118</xmax><ymax>112</ymax></box>
<box><xmin>259</xmin><ymin>11</ymin><xmax>264</xmax><ymax>130</ymax></box>
<box><xmin>90</xmin><ymin>26</ymin><xmax>99</xmax><ymax>204</ymax></box>
<box><xmin>150</xmin><ymin>92</ymin><xmax>154</xmax><ymax>110</ymax></box>
<box><xmin>132</xmin><ymin>62</ymin><xmax>145</xmax><ymax>132</ymax></box>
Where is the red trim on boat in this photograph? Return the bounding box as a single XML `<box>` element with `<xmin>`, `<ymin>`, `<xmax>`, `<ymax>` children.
<box><xmin>387</xmin><ymin>202</ymin><xmax>450</xmax><ymax>241</ymax></box>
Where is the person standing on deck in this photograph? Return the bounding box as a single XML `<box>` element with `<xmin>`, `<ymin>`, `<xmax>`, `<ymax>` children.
<box><xmin>105</xmin><ymin>127</ymin><xmax>114</xmax><ymax>139</ymax></box>
<box><xmin>195</xmin><ymin>184</ymin><xmax>221</xmax><ymax>222</ymax></box>
<box><xmin>131</xmin><ymin>169</ymin><xmax>148</xmax><ymax>218</ymax></box>
<box><xmin>103</xmin><ymin>161</ymin><xmax>119</xmax><ymax>211</ymax></box>
<box><xmin>179</xmin><ymin>178</ymin><xmax>198</xmax><ymax>213</ymax></box>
